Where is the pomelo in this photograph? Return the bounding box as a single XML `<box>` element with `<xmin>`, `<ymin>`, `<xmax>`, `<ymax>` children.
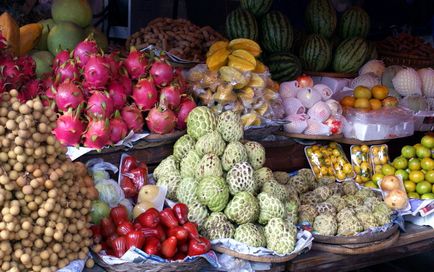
<box><xmin>47</xmin><ymin>22</ymin><xmax>84</xmax><ymax>55</ymax></box>
<box><xmin>36</xmin><ymin>19</ymin><xmax>56</xmax><ymax>50</ymax></box>
<box><xmin>52</xmin><ymin>0</ymin><xmax>93</xmax><ymax>27</ymax></box>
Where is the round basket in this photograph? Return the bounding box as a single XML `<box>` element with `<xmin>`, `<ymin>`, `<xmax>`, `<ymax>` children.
<box><xmin>378</xmin><ymin>51</ymin><xmax>434</xmax><ymax>69</ymax></box>
<box><xmin>212</xmin><ymin>246</ymin><xmax>298</xmax><ymax>263</ymax></box>
<box><xmin>304</xmin><ymin>71</ymin><xmax>357</xmax><ymax>78</ymax></box>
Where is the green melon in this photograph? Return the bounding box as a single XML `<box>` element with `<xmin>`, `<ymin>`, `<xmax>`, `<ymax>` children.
<box><xmin>85</xmin><ymin>26</ymin><xmax>109</xmax><ymax>52</ymax></box>
<box><xmin>47</xmin><ymin>22</ymin><xmax>84</xmax><ymax>55</ymax></box>
<box><xmin>36</xmin><ymin>19</ymin><xmax>56</xmax><ymax>51</ymax></box>
<box><xmin>260</xmin><ymin>11</ymin><xmax>293</xmax><ymax>53</ymax></box>
<box><xmin>52</xmin><ymin>0</ymin><xmax>93</xmax><ymax>27</ymax></box>
<box><xmin>225</xmin><ymin>8</ymin><xmax>258</xmax><ymax>40</ymax></box>
<box><xmin>265</xmin><ymin>53</ymin><xmax>302</xmax><ymax>82</ymax></box>
<box><xmin>332</xmin><ymin>37</ymin><xmax>368</xmax><ymax>73</ymax></box>
<box><xmin>299</xmin><ymin>34</ymin><xmax>332</xmax><ymax>72</ymax></box>
<box><xmin>305</xmin><ymin>0</ymin><xmax>337</xmax><ymax>39</ymax></box>
<box><xmin>338</xmin><ymin>7</ymin><xmax>370</xmax><ymax>39</ymax></box>
<box><xmin>240</xmin><ymin>0</ymin><xmax>273</xmax><ymax>17</ymax></box>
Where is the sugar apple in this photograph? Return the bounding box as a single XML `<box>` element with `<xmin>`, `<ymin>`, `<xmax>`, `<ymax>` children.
<box><xmin>226</xmin><ymin>162</ymin><xmax>256</xmax><ymax>195</ymax></box>
<box><xmin>298</xmin><ymin>168</ymin><xmax>315</xmax><ymax>183</ymax></box>
<box><xmin>325</xmin><ymin>194</ymin><xmax>347</xmax><ymax>212</ymax></box>
<box><xmin>173</xmin><ymin>135</ymin><xmax>196</xmax><ymax>162</ymax></box>
<box><xmin>156</xmin><ymin>172</ymin><xmax>181</xmax><ymax>200</ymax></box>
<box><xmin>316</xmin><ymin>202</ymin><xmax>337</xmax><ymax>215</ymax></box>
<box><xmin>273</xmin><ymin>171</ymin><xmax>290</xmax><ymax>185</ymax></box>
<box><xmin>234</xmin><ymin>223</ymin><xmax>266</xmax><ymax>248</ymax></box>
<box><xmin>244</xmin><ymin>141</ymin><xmax>265</xmax><ymax>170</ymax></box>
<box><xmin>373</xmin><ymin>202</ymin><xmax>392</xmax><ymax>216</ymax></box>
<box><xmin>202</xmin><ymin>212</ymin><xmax>235</xmax><ymax>240</ymax></box>
<box><xmin>254</xmin><ymin>167</ymin><xmax>274</xmax><ymax>191</ymax></box>
<box><xmin>196</xmin><ymin>153</ymin><xmax>223</xmax><ymax>179</ymax></box>
<box><xmin>197</xmin><ymin>176</ymin><xmax>229</xmax><ymax>212</ymax></box>
<box><xmin>153</xmin><ymin>155</ymin><xmax>179</xmax><ymax>181</ymax></box>
<box><xmin>327</xmin><ymin>182</ymin><xmax>343</xmax><ymax>195</ymax></box>
<box><xmin>298</xmin><ymin>204</ymin><xmax>318</xmax><ymax>224</ymax></box>
<box><xmin>187</xmin><ymin>106</ymin><xmax>217</xmax><ymax>140</ymax></box>
<box><xmin>313</xmin><ymin>214</ymin><xmax>337</xmax><ymax>236</ymax></box>
<box><xmin>373</xmin><ymin>211</ymin><xmax>391</xmax><ymax>226</ymax></box>
<box><xmin>343</xmin><ymin>195</ymin><xmax>364</xmax><ymax>208</ymax></box>
<box><xmin>342</xmin><ymin>181</ymin><xmax>358</xmax><ymax>195</ymax></box>
<box><xmin>187</xmin><ymin>200</ymin><xmax>209</xmax><ymax>227</ymax></box>
<box><xmin>317</xmin><ymin>176</ymin><xmax>336</xmax><ymax>186</ymax></box>
<box><xmin>195</xmin><ymin>131</ymin><xmax>226</xmax><ymax>157</ymax></box>
<box><xmin>289</xmin><ymin>175</ymin><xmax>309</xmax><ymax>194</ymax></box>
<box><xmin>176</xmin><ymin>177</ymin><xmax>199</xmax><ymax>204</ymax></box>
<box><xmin>354</xmin><ymin>205</ymin><xmax>370</xmax><ymax>214</ymax></box>
<box><xmin>284</xmin><ymin>199</ymin><xmax>299</xmax><ymax>224</ymax></box>
<box><xmin>356</xmin><ymin>211</ymin><xmax>379</xmax><ymax>230</ymax></box>
<box><xmin>221</xmin><ymin>141</ymin><xmax>248</xmax><ymax>171</ymax></box>
<box><xmin>264</xmin><ymin>218</ymin><xmax>297</xmax><ymax>254</ymax></box>
<box><xmin>355</xmin><ymin>188</ymin><xmax>376</xmax><ymax>199</ymax></box>
<box><xmin>337</xmin><ymin>207</ymin><xmax>355</xmax><ymax>223</ymax></box>
<box><xmin>364</xmin><ymin>196</ymin><xmax>382</xmax><ymax>210</ymax></box>
<box><xmin>262</xmin><ymin>179</ymin><xmax>289</xmax><ymax>202</ymax></box>
<box><xmin>313</xmin><ymin>186</ymin><xmax>333</xmax><ymax>202</ymax></box>
<box><xmin>258</xmin><ymin>192</ymin><xmax>285</xmax><ymax>225</ymax></box>
<box><xmin>224</xmin><ymin>192</ymin><xmax>259</xmax><ymax>224</ymax></box>
<box><xmin>337</xmin><ymin>216</ymin><xmax>363</xmax><ymax>236</ymax></box>
<box><xmin>180</xmin><ymin>150</ymin><xmax>201</xmax><ymax>178</ymax></box>
<box><xmin>217</xmin><ymin>111</ymin><xmax>243</xmax><ymax>142</ymax></box>
<box><xmin>301</xmin><ymin>192</ymin><xmax>319</xmax><ymax>206</ymax></box>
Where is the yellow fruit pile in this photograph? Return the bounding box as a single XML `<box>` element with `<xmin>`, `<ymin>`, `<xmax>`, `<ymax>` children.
<box><xmin>340</xmin><ymin>85</ymin><xmax>398</xmax><ymax>111</ymax></box>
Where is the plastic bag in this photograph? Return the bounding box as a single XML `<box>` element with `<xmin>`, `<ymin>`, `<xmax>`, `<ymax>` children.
<box><xmin>87</xmin><ymin>159</ymin><xmax>118</xmax><ymax>184</ymax></box>
<box><xmin>95</xmin><ymin>179</ymin><xmax>125</xmax><ymax>207</ymax></box>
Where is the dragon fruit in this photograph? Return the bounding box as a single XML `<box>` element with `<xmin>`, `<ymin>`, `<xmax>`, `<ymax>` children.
<box><xmin>83</xmin><ymin>119</ymin><xmax>111</xmax><ymax>149</ymax></box>
<box><xmin>83</xmin><ymin>55</ymin><xmax>111</xmax><ymax>89</ymax></box>
<box><xmin>109</xmin><ymin>111</ymin><xmax>128</xmax><ymax>143</ymax></box>
<box><xmin>19</xmin><ymin>79</ymin><xmax>42</xmax><ymax>102</ymax></box>
<box><xmin>55</xmin><ymin>81</ymin><xmax>85</xmax><ymax>111</ymax></box>
<box><xmin>358</xmin><ymin>60</ymin><xmax>385</xmax><ymax>77</ymax></box>
<box><xmin>53</xmin><ymin>50</ymin><xmax>71</xmax><ymax>69</ymax></box>
<box><xmin>392</xmin><ymin>67</ymin><xmax>422</xmax><ymax>96</ymax></box>
<box><xmin>17</xmin><ymin>56</ymin><xmax>35</xmax><ymax>80</ymax></box>
<box><xmin>86</xmin><ymin>91</ymin><xmax>114</xmax><ymax>118</ymax></box>
<box><xmin>176</xmin><ymin>96</ymin><xmax>196</xmax><ymax>130</ymax></box>
<box><xmin>160</xmin><ymin>85</ymin><xmax>181</xmax><ymax>110</ymax></box>
<box><xmin>418</xmin><ymin>68</ymin><xmax>434</xmax><ymax>97</ymax></box>
<box><xmin>283</xmin><ymin>114</ymin><xmax>309</xmax><ymax>134</ymax></box>
<box><xmin>0</xmin><ymin>58</ymin><xmax>21</xmax><ymax>84</ymax></box>
<box><xmin>55</xmin><ymin>59</ymin><xmax>80</xmax><ymax>83</ymax></box>
<box><xmin>123</xmin><ymin>49</ymin><xmax>147</xmax><ymax>80</ymax></box>
<box><xmin>118</xmin><ymin>75</ymin><xmax>132</xmax><ymax>95</ymax></box>
<box><xmin>73</xmin><ymin>37</ymin><xmax>99</xmax><ymax>67</ymax></box>
<box><xmin>146</xmin><ymin>106</ymin><xmax>177</xmax><ymax>134</ymax></box>
<box><xmin>307</xmin><ymin>101</ymin><xmax>331</xmax><ymax>122</ymax></box>
<box><xmin>121</xmin><ymin>104</ymin><xmax>144</xmax><ymax>133</ymax></box>
<box><xmin>150</xmin><ymin>60</ymin><xmax>173</xmax><ymax>86</ymax></box>
<box><xmin>296</xmin><ymin>87</ymin><xmax>322</xmax><ymax>108</ymax></box>
<box><xmin>53</xmin><ymin>108</ymin><xmax>85</xmax><ymax>146</ymax></box>
<box><xmin>108</xmin><ymin>81</ymin><xmax>128</xmax><ymax>110</ymax></box>
<box><xmin>132</xmin><ymin>78</ymin><xmax>158</xmax><ymax>111</ymax></box>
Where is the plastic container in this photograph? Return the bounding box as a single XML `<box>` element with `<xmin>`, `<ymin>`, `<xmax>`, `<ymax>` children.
<box><xmin>350</xmin><ymin>145</ymin><xmax>372</xmax><ymax>184</ymax></box>
<box><xmin>378</xmin><ymin>175</ymin><xmax>410</xmax><ymax>211</ymax></box>
<box><xmin>370</xmin><ymin>145</ymin><xmax>390</xmax><ymax>174</ymax></box>
<box><xmin>328</xmin><ymin>142</ymin><xmax>356</xmax><ymax>181</ymax></box>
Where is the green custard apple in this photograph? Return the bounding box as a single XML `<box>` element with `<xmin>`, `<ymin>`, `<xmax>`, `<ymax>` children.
<box><xmin>257</xmin><ymin>192</ymin><xmax>285</xmax><ymax>225</ymax></box>
<box><xmin>221</xmin><ymin>141</ymin><xmax>248</xmax><ymax>171</ymax></box>
<box><xmin>156</xmin><ymin>172</ymin><xmax>182</xmax><ymax>201</ymax></box>
<box><xmin>187</xmin><ymin>106</ymin><xmax>218</xmax><ymax>140</ymax></box>
<box><xmin>234</xmin><ymin>223</ymin><xmax>266</xmax><ymax>247</ymax></box>
<box><xmin>180</xmin><ymin>150</ymin><xmax>201</xmax><ymax>178</ymax></box>
<box><xmin>176</xmin><ymin>177</ymin><xmax>199</xmax><ymax>204</ymax></box>
<box><xmin>262</xmin><ymin>179</ymin><xmax>289</xmax><ymax>202</ymax></box>
<box><xmin>313</xmin><ymin>214</ymin><xmax>337</xmax><ymax>236</ymax></box>
<box><xmin>197</xmin><ymin>176</ymin><xmax>229</xmax><ymax>212</ymax></box>
<box><xmin>217</xmin><ymin>111</ymin><xmax>244</xmax><ymax>142</ymax></box>
<box><xmin>265</xmin><ymin>218</ymin><xmax>297</xmax><ymax>254</ymax></box>
<box><xmin>254</xmin><ymin>167</ymin><xmax>274</xmax><ymax>192</ymax></box>
<box><xmin>173</xmin><ymin>135</ymin><xmax>196</xmax><ymax>162</ymax></box>
<box><xmin>226</xmin><ymin>162</ymin><xmax>256</xmax><ymax>195</ymax></box>
<box><xmin>244</xmin><ymin>141</ymin><xmax>266</xmax><ymax>170</ymax></box>
<box><xmin>273</xmin><ymin>171</ymin><xmax>290</xmax><ymax>185</ymax></box>
<box><xmin>224</xmin><ymin>191</ymin><xmax>259</xmax><ymax>224</ymax></box>
<box><xmin>196</xmin><ymin>153</ymin><xmax>223</xmax><ymax>179</ymax></box>
<box><xmin>203</xmin><ymin>212</ymin><xmax>235</xmax><ymax>240</ymax></box>
<box><xmin>195</xmin><ymin>131</ymin><xmax>226</xmax><ymax>157</ymax></box>
<box><xmin>187</xmin><ymin>200</ymin><xmax>209</xmax><ymax>228</ymax></box>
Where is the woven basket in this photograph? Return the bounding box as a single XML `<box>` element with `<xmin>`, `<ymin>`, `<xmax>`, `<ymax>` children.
<box><xmin>378</xmin><ymin>51</ymin><xmax>434</xmax><ymax>68</ymax></box>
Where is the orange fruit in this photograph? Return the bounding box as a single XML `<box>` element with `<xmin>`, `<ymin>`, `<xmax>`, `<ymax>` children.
<box><xmin>382</xmin><ymin>96</ymin><xmax>399</xmax><ymax>107</ymax></box>
<box><xmin>371</xmin><ymin>85</ymin><xmax>389</xmax><ymax>100</ymax></box>
<box><xmin>341</xmin><ymin>96</ymin><xmax>355</xmax><ymax>107</ymax></box>
<box><xmin>354</xmin><ymin>86</ymin><xmax>372</xmax><ymax>99</ymax></box>
<box><xmin>354</xmin><ymin>98</ymin><xmax>371</xmax><ymax>109</ymax></box>
<box><xmin>369</xmin><ymin>98</ymin><xmax>382</xmax><ymax>110</ymax></box>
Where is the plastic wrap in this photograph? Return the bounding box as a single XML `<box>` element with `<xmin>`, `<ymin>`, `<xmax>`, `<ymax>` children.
<box><xmin>378</xmin><ymin>175</ymin><xmax>411</xmax><ymax>212</ymax></box>
<box><xmin>370</xmin><ymin>144</ymin><xmax>390</xmax><ymax>174</ymax></box>
<box><xmin>95</xmin><ymin>180</ymin><xmax>125</xmax><ymax>207</ymax></box>
<box><xmin>350</xmin><ymin>145</ymin><xmax>372</xmax><ymax>184</ymax></box>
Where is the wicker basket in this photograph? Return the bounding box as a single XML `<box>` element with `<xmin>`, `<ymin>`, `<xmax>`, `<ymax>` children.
<box><xmin>378</xmin><ymin>51</ymin><xmax>434</xmax><ymax>69</ymax></box>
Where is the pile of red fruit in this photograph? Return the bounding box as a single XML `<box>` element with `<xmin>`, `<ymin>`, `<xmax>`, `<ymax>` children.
<box><xmin>92</xmin><ymin>204</ymin><xmax>211</xmax><ymax>260</ymax></box>
<box><xmin>120</xmin><ymin>155</ymin><xmax>149</xmax><ymax>198</ymax></box>
<box><xmin>49</xmin><ymin>36</ymin><xmax>196</xmax><ymax>149</ymax></box>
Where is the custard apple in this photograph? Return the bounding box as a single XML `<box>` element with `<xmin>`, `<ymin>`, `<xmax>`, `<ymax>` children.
<box><xmin>203</xmin><ymin>212</ymin><xmax>235</xmax><ymax>240</ymax></box>
<box><xmin>180</xmin><ymin>150</ymin><xmax>201</xmax><ymax>178</ymax></box>
<box><xmin>284</xmin><ymin>200</ymin><xmax>299</xmax><ymax>224</ymax></box>
<box><xmin>222</xmin><ymin>141</ymin><xmax>248</xmax><ymax>171</ymax></box>
<box><xmin>301</xmin><ymin>192</ymin><xmax>319</xmax><ymax>206</ymax></box>
<box><xmin>356</xmin><ymin>211</ymin><xmax>379</xmax><ymax>230</ymax></box>
<box><xmin>327</xmin><ymin>182</ymin><xmax>343</xmax><ymax>196</ymax></box>
<box><xmin>262</xmin><ymin>179</ymin><xmax>289</xmax><ymax>202</ymax></box>
<box><xmin>373</xmin><ymin>202</ymin><xmax>392</xmax><ymax>216</ymax></box>
<box><xmin>325</xmin><ymin>194</ymin><xmax>347</xmax><ymax>212</ymax></box>
<box><xmin>273</xmin><ymin>171</ymin><xmax>290</xmax><ymax>185</ymax></box>
<box><xmin>337</xmin><ymin>207</ymin><xmax>355</xmax><ymax>223</ymax></box>
<box><xmin>187</xmin><ymin>106</ymin><xmax>217</xmax><ymax>140</ymax></box>
<box><xmin>298</xmin><ymin>204</ymin><xmax>318</xmax><ymax>224</ymax></box>
<box><xmin>217</xmin><ymin>111</ymin><xmax>243</xmax><ymax>142</ymax></box>
<box><xmin>254</xmin><ymin>167</ymin><xmax>274</xmax><ymax>191</ymax></box>
<box><xmin>196</xmin><ymin>153</ymin><xmax>223</xmax><ymax>179</ymax></box>
<box><xmin>224</xmin><ymin>192</ymin><xmax>259</xmax><ymax>224</ymax></box>
<box><xmin>226</xmin><ymin>162</ymin><xmax>256</xmax><ymax>195</ymax></box>
<box><xmin>195</xmin><ymin>131</ymin><xmax>226</xmax><ymax>157</ymax></box>
<box><xmin>258</xmin><ymin>192</ymin><xmax>285</xmax><ymax>225</ymax></box>
<box><xmin>313</xmin><ymin>214</ymin><xmax>337</xmax><ymax>236</ymax></box>
<box><xmin>317</xmin><ymin>176</ymin><xmax>336</xmax><ymax>186</ymax></box>
<box><xmin>316</xmin><ymin>202</ymin><xmax>337</xmax><ymax>215</ymax></box>
<box><xmin>373</xmin><ymin>211</ymin><xmax>391</xmax><ymax>226</ymax></box>
<box><xmin>337</xmin><ymin>216</ymin><xmax>363</xmax><ymax>236</ymax></box>
<box><xmin>153</xmin><ymin>155</ymin><xmax>178</xmax><ymax>181</ymax></box>
<box><xmin>176</xmin><ymin>177</ymin><xmax>199</xmax><ymax>204</ymax></box>
<box><xmin>342</xmin><ymin>181</ymin><xmax>358</xmax><ymax>195</ymax></box>
<box><xmin>187</xmin><ymin>200</ymin><xmax>209</xmax><ymax>227</ymax></box>
<box><xmin>234</xmin><ymin>223</ymin><xmax>266</xmax><ymax>247</ymax></box>
<box><xmin>299</xmin><ymin>168</ymin><xmax>316</xmax><ymax>189</ymax></box>
<box><xmin>264</xmin><ymin>218</ymin><xmax>297</xmax><ymax>254</ymax></box>
<box><xmin>313</xmin><ymin>186</ymin><xmax>332</xmax><ymax>202</ymax></box>
<box><xmin>173</xmin><ymin>135</ymin><xmax>196</xmax><ymax>161</ymax></box>
<box><xmin>364</xmin><ymin>196</ymin><xmax>382</xmax><ymax>210</ymax></box>
<box><xmin>156</xmin><ymin>172</ymin><xmax>181</xmax><ymax>200</ymax></box>
<box><xmin>355</xmin><ymin>188</ymin><xmax>376</xmax><ymax>199</ymax></box>
<box><xmin>197</xmin><ymin>176</ymin><xmax>229</xmax><ymax>212</ymax></box>
<box><xmin>354</xmin><ymin>205</ymin><xmax>370</xmax><ymax>214</ymax></box>
<box><xmin>289</xmin><ymin>175</ymin><xmax>309</xmax><ymax>194</ymax></box>
<box><xmin>343</xmin><ymin>195</ymin><xmax>364</xmax><ymax>208</ymax></box>
<box><xmin>244</xmin><ymin>141</ymin><xmax>265</xmax><ymax>170</ymax></box>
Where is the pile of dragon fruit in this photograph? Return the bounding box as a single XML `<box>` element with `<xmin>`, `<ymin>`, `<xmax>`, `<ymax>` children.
<box><xmin>47</xmin><ymin>38</ymin><xmax>196</xmax><ymax>149</ymax></box>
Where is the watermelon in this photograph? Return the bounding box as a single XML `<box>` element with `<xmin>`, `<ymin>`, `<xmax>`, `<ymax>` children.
<box><xmin>260</xmin><ymin>11</ymin><xmax>293</xmax><ymax>53</ymax></box>
<box><xmin>299</xmin><ymin>34</ymin><xmax>332</xmax><ymax>72</ymax></box>
<box><xmin>305</xmin><ymin>0</ymin><xmax>337</xmax><ymax>39</ymax></box>
<box><xmin>338</xmin><ymin>7</ymin><xmax>370</xmax><ymax>38</ymax></box>
<box><xmin>226</xmin><ymin>9</ymin><xmax>258</xmax><ymax>40</ymax></box>
<box><xmin>365</xmin><ymin>41</ymin><xmax>378</xmax><ymax>61</ymax></box>
<box><xmin>265</xmin><ymin>53</ymin><xmax>302</xmax><ymax>82</ymax></box>
<box><xmin>332</xmin><ymin>37</ymin><xmax>368</xmax><ymax>73</ymax></box>
<box><xmin>240</xmin><ymin>0</ymin><xmax>273</xmax><ymax>17</ymax></box>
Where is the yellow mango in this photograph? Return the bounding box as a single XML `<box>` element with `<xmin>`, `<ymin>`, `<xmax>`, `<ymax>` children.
<box><xmin>206</xmin><ymin>48</ymin><xmax>230</xmax><ymax>71</ymax></box>
<box><xmin>0</xmin><ymin>12</ymin><xmax>20</xmax><ymax>56</ymax></box>
<box><xmin>207</xmin><ymin>40</ymin><xmax>229</xmax><ymax>57</ymax></box>
<box><xmin>19</xmin><ymin>23</ymin><xmax>43</xmax><ymax>56</ymax></box>
<box><xmin>248</xmin><ymin>73</ymin><xmax>266</xmax><ymax>89</ymax></box>
<box><xmin>253</xmin><ymin>60</ymin><xmax>267</xmax><ymax>73</ymax></box>
<box><xmin>228</xmin><ymin>55</ymin><xmax>255</xmax><ymax>72</ymax></box>
<box><xmin>228</xmin><ymin>38</ymin><xmax>262</xmax><ymax>57</ymax></box>
<box><xmin>214</xmin><ymin>84</ymin><xmax>237</xmax><ymax>105</ymax></box>
<box><xmin>219</xmin><ymin>66</ymin><xmax>248</xmax><ymax>89</ymax></box>
<box><xmin>231</xmin><ymin>49</ymin><xmax>256</xmax><ymax>66</ymax></box>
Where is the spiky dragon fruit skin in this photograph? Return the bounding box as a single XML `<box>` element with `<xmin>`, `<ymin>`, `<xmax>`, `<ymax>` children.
<box><xmin>55</xmin><ymin>59</ymin><xmax>80</xmax><ymax>83</ymax></box>
<box><xmin>73</xmin><ymin>39</ymin><xmax>99</xmax><ymax>67</ymax></box>
<box><xmin>146</xmin><ymin>106</ymin><xmax>177</xmax><ymax>134</ymax></box>
<box><xmin>19</xmin><ymin>79</ymin><xmax>42</xmax><ymax>102</ymax></box>
<box><xmin>175</xmin><ymin>97</ymin><xmax>196</xmax><ymax>130</ymax></box>
<box><xmin>118</xmin><ymin>75</ymin><xmax>132</xmax><ymax>95</ymax></box>
<box><xmin>149</xmin><ymin>61</ymin><xmax>173</xmax><ymax>86</ymax></box>
<box><xmin>83</xmin><ymin>119</ymin><xmax>111</xmax><ymax>149</ymax></box>
<box><xmin>132</xmin><ymin>78</ymin><xmax>158</xmax><ymax>111</ymax></box>
<box><xmin>53</xmin><ymin>110</ymin><xmax>85</xmax><ymax>146</ymax></box>
<box><xmin>109</xmin><ymin>113</ymin><xmax>128</xmax><ymax>143</ymax></box>
<box><xmin>86</xmin><ymin>91</ymin><xmax>114</xmax><ymax>118</ymax></box>
<box><xmin>121</xmin><ymin>104</ymin><xmax>144</xmax><ymax>133</ymax></box>
<box><xmin>18</xmin><ymin>55</ymin><xmax>36</xmax><ymax>79</ymax></box>
<box><xmin>108</xmin><ymin>81</ymin><xmax>128</xmax><ymax>110</ymax></box>
<box><xmin>159</xmin><ymin>85</ymin><xmax>181</xmax><ymax>110</ymax></box>
<box><xmin>0</xmin><ymin>58</ymin><xmax>21</xmax><ymax>84</ymax></box>
<box><xmin>53</xmin><ymin>50</ymin><xmax>71</xmax><ymax>70</ymax></box>
<box><xmin>83</xmin><ymin>55</ymin><xmax>111</xmax><ymax>89</ymax></box>
<box><xmin>55</xmin><ymin>81</ymin><xmax>85</xmax><ymax>112</ymax></box>
<box><xmin>123</xmin><ymin>49</ymin><xmax>148</xmax><ymax>80</ymax></box>
<box><xmin>105</xmin><ymin>52</ymin><xmax>122</xmax><ymax>78</ymax></box>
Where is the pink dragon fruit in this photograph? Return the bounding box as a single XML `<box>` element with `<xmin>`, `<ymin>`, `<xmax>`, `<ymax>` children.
<box><xmin>146</xmin><ymin>106</ymin><xmax>177</xmax><ymax>134</ymax></box>
<box><xmin>132</xmin><ymin>78</ymin><xmax>158</xmax><ymax>111</ymax></box>
<box><xmin>55</xmin><ymin>81</ymin><xmax>85</xmax><ymax>111</ymax></box>
<box><xmin>123</xmin><ymin>48</ymin><xmax>147</xmax><ymax>80</ymax></box>
<box><xmin>159</xmin><ymin>85</ymin><xmax>181</xmax><ymax>110</ymax></box>
<box><xmin>83</xmin><ymin>119</ymin><xmax>111</xmax><ymax>149</ymax></box>
<box><xmin>53</xmin><ymin>108</ymin><xmax>85</xmax><ymax>146</ymax></box>
<box><xmin>18</xmin><ymin>79</ymin><xmax>42</xmax><ymax>102</ymax></box>
<box><xmin>176</xmin><ymin>97</ymin><xmax>196</xmax><ymax>130</ymax></box>
<box><xmin>83</xmin><ymin>55</ymin><xmax>111</xmax><ymax>89</ymax></box>
<box><xmin>108</xmin><ymin>81</ymin><xmax>128</xmax><ymax>110</ymax></box>
<box><xmin>73</xmin><ymin>37</ymin><xmax>99</xmax><ymax>67</ymax></box>
<box><xmin>53</xmin><ymin>50</ymin><xmax>71</xmax><ymax>70</ymax></box>
<box><xmin>105</xmin><ymin>52</ymin><xmax>122</xmax><ymax>78</ymax></box>
<box><xmin>118</xmin><ymin>75</ymin><xmax>132</xmax><ymax>95</ymax></box>
<box><xmin>121</xmin><ymin>104</ymin><xmax>144</xmax><ymax>133</ymax></box>
<box><xmin>149</xmin><ymin>60</ymin><xmax>173</xmax><ymax>86</ymax></box>
<box><xmin>86</xmin><ymin>91</ymin><xmax>114</xmax><ymax>118</ymax></box>
<box><xmin>109</xmin><ymin>111</ymin><xmax>128</xmax><ymax>143</ymax></box>
<box><xmin>55</xmin><ymin>59</ymin><xmax>80</xmax><ymax>83</ymax></box>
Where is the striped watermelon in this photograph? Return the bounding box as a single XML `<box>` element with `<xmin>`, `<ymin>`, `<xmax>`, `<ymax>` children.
<box><xmin>305</xmin><ymin>0</ymin><xmax>337</xmax><ymax>39</ymax></box>
<box><xmin>226</xmin><ymin>9</ymin><xmax>258</xmax><ymax>40</ymax></box>
<box><xmin>338</xmin><ymin>7</ymin><xmax>370</xmax><ymax>38</ymax></box>
<box><xmin>260</xmin><ymin>11</ymin><xmax>293</xmax><ymax>53</ymax></box>
<box><xmin>332</xmin><ymin>37</ymin><xmax>368</xmax><ymax>73</ymax></box>
<box><xmin>265</xmin><ymin>53</ymin><xmax>302</xmax><ymax>82</ymax></box>
<box><xmin>299</xmin><ymin>34</ymin><xmax>332</xmax><ymax>72</ymax></box>
<box><xmin>240</xmin><ymin>0</ymin><xmax>273</xmax><ymax>17</ymax></box>
<box><xmin>365</xmin><ymin>41</ymin><xmax>378</xmax><ymax>61</ymax></box>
